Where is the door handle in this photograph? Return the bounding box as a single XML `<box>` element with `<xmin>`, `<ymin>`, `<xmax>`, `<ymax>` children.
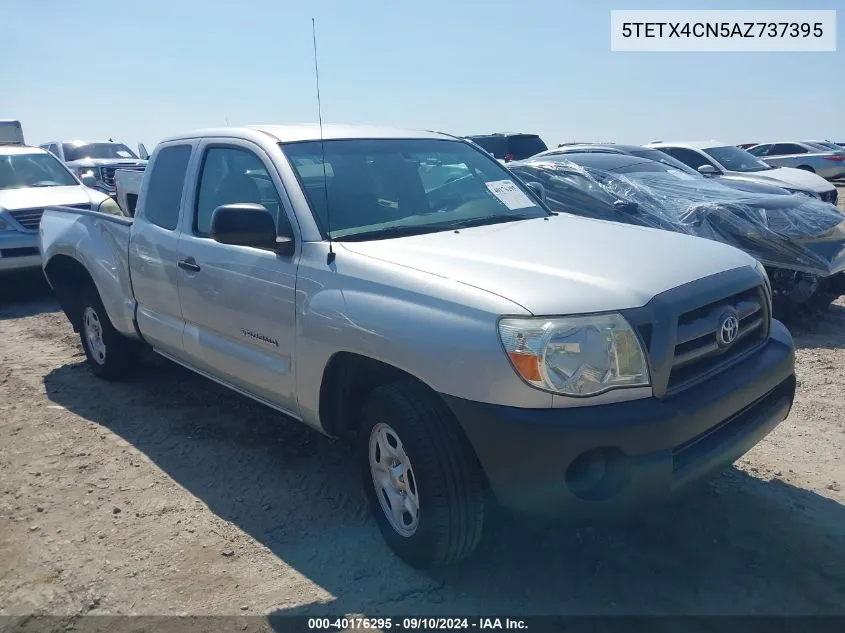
<box><xmin>178</xmin><ymin>258</ymin><xmax>201</xmax><ymax>272</ymax></box>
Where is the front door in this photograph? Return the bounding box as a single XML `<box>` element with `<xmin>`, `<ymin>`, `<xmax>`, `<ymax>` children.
<box><xmin>176</xmin><ymin>140</ymin><xmax>298</xmax><ymax>414</ymax></box>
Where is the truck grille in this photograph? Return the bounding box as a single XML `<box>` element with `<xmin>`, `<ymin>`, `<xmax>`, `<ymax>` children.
<box><xmin>9</xmin><ymin>204</ymin><xmax>90</xmax><ymax>230</ymax></box>
<box><xmin>820</xmin><ymin>189</ymin><xmax>838</xmax><ymax>205</ymax></box>
<box><xmin>102</xmin><ymin>165</ymin><xmax>145</xmax><ymax>188</ymax></box>
<box><xmin>667</xmin><ymin>286</ymin><xmax>768</xmax><ymax>394</ymax></box>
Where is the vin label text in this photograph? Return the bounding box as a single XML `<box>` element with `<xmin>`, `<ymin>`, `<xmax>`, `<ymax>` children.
<box><xmin>611</xmin><ymin>10</ymin><xmax>836</xmax><ymax>52</ymax></box>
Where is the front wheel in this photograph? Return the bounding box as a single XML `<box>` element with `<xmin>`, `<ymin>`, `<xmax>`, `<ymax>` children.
<box><xmin>78</xmin><ymin>284</ymin><xmax>140</xmax><ymax>380</ymax></box>
<box><xmin>359</xmin><ymin>380</ymin><xmax>485</xmax><ymax>568</ymax></box>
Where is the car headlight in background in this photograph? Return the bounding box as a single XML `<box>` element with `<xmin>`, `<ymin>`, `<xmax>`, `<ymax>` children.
<box><xmin>77</xmin><ymin>167</ymin><xmax>99</xmax><ymax>179</ymax></box>
<box><xmin>499</xmin><ymin>314</ymin><xmax>650</xmax><ymax>396</ymax></box>
<box><xmin>96</xmin><ymin>197</ymin><xmax>123</xmax><ymax>216</ymax></box>
<box><xmin>0</xmin><ymin>217</ymin><xmax>12</xmax><ymax>231</ymax></box>
<box><xmin>784</xmin><ymin>188</ymin><xmax>819</xmax><ymax>199</ymax></box>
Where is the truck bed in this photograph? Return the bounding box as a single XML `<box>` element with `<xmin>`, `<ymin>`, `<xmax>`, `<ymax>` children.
<box><xmin>39</xmin><ymin>206</ymin><xmax>139</xmax><ymax>340</ymax></box>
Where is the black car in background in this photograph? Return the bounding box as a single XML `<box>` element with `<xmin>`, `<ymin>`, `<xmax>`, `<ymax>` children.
<box><xmin>509</xmin><ymin>152</ymin><xmax>845</xmax><ymax>315</ymax></box>
<box><xmin>465</xmin><ymin>133</ymin><xmax>548</xmax><ymax>162</ymax></box>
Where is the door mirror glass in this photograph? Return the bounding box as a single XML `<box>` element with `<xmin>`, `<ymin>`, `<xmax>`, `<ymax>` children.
<box><xmin>211</xmin><ymin>203</ymin><xmax>293</xmax><ymax>254</ymax></box>
<box><xmin>697</xmin><ymin>164</ymin><xmax>719</xmax><ymax>176</ymax></box>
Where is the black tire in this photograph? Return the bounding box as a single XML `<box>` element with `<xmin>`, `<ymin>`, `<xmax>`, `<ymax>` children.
<box><xmin>796</xmin><ymin>165</ymin><xmax>815</xmax><ymax>173</ymax></box>
<box><xmin>77</xmin><ymin>284</ymin><xmax>140</xmax><ymax>380</ymax></box>
<box><xmin>359</xmin><ymin>380</ymin><xmax>485</xmax><ymax>568</ymax></box>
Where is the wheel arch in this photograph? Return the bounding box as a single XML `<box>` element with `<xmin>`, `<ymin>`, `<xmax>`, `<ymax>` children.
<box><xmin>43</xmin><ymin>255</ymin><xmax>97</xmax><ymax>332</ymax></box>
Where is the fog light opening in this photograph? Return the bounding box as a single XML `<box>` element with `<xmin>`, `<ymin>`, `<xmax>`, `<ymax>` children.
<box><xmin>565</xmin><ymin>447</ymin><xmax>629</xmax><ymax>501</ymax></box>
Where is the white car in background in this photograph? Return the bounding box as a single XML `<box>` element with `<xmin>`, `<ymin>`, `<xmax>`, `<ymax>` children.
<box><xmin>0</xmin><ymin>146</ymin><xmax>115</xmax><ymax>274</ymax></box>
<box><xmin>746</xmin><ymin>142</ymin><xmax>845</xmax><ymax>181</ymax></box>
<box><xmin>647</xmin><ymin>141</ymin><xmax>839</xmax><ymax>206</ymax></box>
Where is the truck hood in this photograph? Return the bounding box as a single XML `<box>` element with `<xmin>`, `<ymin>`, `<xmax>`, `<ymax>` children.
<box><xmin>339</xmin><ymin>214</ymin><xmax>755</xmax><ymax>315</ymax></box>
<box><xmin>0</xmin><ymin>186</ymin><xmax>97</xmax><ymax>211</ymax></box>
<box><xmin>66</xmin><ymin>159</ymin><xmax>148</xmax><ymax>168</ymax></box>
<box><xmin>721</xmin><ymin>167</ymin><xmax>834</xmax><ymax>194</ymax></box>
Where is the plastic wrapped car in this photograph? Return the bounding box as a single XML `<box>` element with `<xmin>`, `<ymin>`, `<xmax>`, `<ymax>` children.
<box><xmin>509</xmin><ymin>153</ymin><xmax>845</xmax><ymax>315</ymax></box>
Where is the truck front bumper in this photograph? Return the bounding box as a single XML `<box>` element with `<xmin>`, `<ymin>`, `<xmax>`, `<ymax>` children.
<box><xmin>0</xmin><ymin>231</ymin><xmax>41</xmax><ymax>274</ymax></box>
<box><xmin>443</xmin><ymin>319</ymin><xmax>796</xmax><ymax>517</ymax></box>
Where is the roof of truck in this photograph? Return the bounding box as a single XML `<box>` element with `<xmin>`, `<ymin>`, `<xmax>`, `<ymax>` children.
<box><xmin>163</xmin><ymin>124</ymin><xmax>452</xmax><ymax>144</ymax></box>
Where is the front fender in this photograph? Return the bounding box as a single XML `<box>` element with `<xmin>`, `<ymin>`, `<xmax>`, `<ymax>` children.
<box><xmin>292</xmin><ymin>243</ymin><xmax>552</xmax><ymax>431</ymax></box>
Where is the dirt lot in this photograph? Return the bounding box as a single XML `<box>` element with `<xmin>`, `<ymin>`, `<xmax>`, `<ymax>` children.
<box><xmin>2</xmin><ymin>187</ymin><xmax>845</xmax><ymax>620</ymax></box>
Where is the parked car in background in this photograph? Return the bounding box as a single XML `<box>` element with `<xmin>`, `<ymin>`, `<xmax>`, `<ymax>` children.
<box><xmin>737</xmin><ymin>143</ymin><xmax>758</xmax><ymax>150</ymax></box>
<box><xmin>1</xmin><ymin>146</ymin><xmax>114</xmax><ymax>274</ymax></box>
<box><xmin>39</xmin><ymin>140</ymin><xmax>147</xmax><ymax>196</ymax></box>
<box><xmin>465</xmin><ymin>133</ymin><xmax>548</xmax><ymax>162</ymax></box>
<box><xmin>804</xmin><ymin>140</ymin><xmax>845</xmax><ymax>156</ymax></box>
<box><xmin>0</xmin><ymin>120</ymin><xmax>25</xmax><ymax>146</ymax></box>
<box><xmin>39</xmin><ymin>124</ymin><xmax>796</xmax><ymax>568</ymax></box>
<box><xmin>746</xmin><ymin>142</ymin><xmax>845</xmax><ymax>181</ymax></box>
<box><xmin>510</xmin><ymin>152</ymin><xmax>845</xmax><ymax>316</ymax></box>
<box><xmin>648</xmin><ymin>141</ymin><xmax>838</xmax><ymax>205</ymax></box>
<box><xmin>532</xmin><ymin>143</ymin><xmax>792</xmax><ymax>196</ymax></box>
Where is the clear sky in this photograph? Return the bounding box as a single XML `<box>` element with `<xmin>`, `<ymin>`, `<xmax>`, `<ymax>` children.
<box><xmin>3</xmin><ymin>0</ymin><xmax>842</xmax><ymax>149</ymax></box>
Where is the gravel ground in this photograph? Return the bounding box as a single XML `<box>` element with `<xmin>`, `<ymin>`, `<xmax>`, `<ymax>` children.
<box><xmin>1</xmin><ymin>185</ymin><xmax>844</xmax><ymax>620</ymax></box>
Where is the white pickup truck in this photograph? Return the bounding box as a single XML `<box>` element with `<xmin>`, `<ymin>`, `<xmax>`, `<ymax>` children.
<box><xmin>39</xmin><ymin>124</ymin><xmax>796</xmax><ymax>567</ymax></box>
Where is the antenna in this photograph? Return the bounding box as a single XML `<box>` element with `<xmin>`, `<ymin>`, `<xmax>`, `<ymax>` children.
<box><xmin>312</xmin><ymin>17</ymin><xmax>334</xmax><ymax>264</ymax></box>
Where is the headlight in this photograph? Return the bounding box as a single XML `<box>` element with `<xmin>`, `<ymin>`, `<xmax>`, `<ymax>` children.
<box><xmin>0</xmin><ymin>216</ymin><xmax>12</xmax><ymax>232</ymax></box>
<box><xmin>785</xmin><ymin>188</ymin><xmax>819</xmax><ymax>199</ymax></box>
<box><xmin>77</xmin><ymin>167</ymin><xmax>99</xmax><ymax>179</ymax></box>
<box><xmin>97</xmin><ymin>197</ymin><xmax>123</xmax><ymax>216</ymax></box>
<box><xmin>498</xmin><ymin>314</ymin><xmax>650</xmax><ymax>396</ymax></box>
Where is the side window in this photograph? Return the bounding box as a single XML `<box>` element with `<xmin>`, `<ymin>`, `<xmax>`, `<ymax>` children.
<box><xmin>664</xmin><ymin>147</ymin><xmax>709</xmax><ymax>170</ymax></box>
<box><xmin>194</xmin><ymin>147</ymin><xmax>281</xmax><ymax>237</ymax></box>
<box><xmin>771</xmin><ymin>143</ymin><xmax>806</xmax><ymax>155</ymax></box>
<box><xmin>748</xmin><ymin>144</ymin><xmax>771</xmax><ymax>156</ymax></box>
<box><xmin>142</xmin><ymin>144</ymin><xmax>192</xmax><ymax>231</ymax></box>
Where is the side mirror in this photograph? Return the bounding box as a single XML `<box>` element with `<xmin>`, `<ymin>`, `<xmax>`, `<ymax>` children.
<box><xmin>697</xmin><ymin>164</ymin><xmax>720</xmax><ymax>176</ymax></box>
<box><xmin>525</xmin><ymin>181</ymin><xmax>547</xmax><ymax>203</ymax></box>
<box><xmin>80</xmin><ymin>174</ymin><xmax>98</xmax><ymax>188</ymax></box>
<box><xmin>210</xmin><ymin>203</ymin><xmax>295</xmax><ymax>256</ymax></box>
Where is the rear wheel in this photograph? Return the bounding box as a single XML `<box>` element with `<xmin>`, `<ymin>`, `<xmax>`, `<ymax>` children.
<box><xmin>359</xmin><ymin>380</ymin><xmax>485</xmax><ymax>568</ymax></box>
<box><xmin>78</xmin><ymin>284</ymin><xmax>140</xmax><ymax>380</ymax></box>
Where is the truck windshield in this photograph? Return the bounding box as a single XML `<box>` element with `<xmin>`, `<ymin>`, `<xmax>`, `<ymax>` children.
<box><xmin>282</xmin><ymin>138</ymin><xmax>547</xmax><ymax>240</ymax></box>
<box><xmin>0</xmin><ymin>152</ymin><xmax>79</xmax><ymax>190</ymax></box>
<box><xmin>62</xmin><ymin>142</ymin><xmax>138</xmax><ymax>162</ymax></box>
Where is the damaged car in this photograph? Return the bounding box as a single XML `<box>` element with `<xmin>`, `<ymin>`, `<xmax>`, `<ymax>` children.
<box><xmin>509</xmin><ymin>152</ymin><xmax>845</xmax><ymax>316</ymax></box>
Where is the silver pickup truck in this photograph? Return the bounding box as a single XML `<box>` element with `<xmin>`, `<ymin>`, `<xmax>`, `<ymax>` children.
<box><xmin>39</xmin><ymin>124</ymin><xmax>797</xmax><ymax>568</ymax></box>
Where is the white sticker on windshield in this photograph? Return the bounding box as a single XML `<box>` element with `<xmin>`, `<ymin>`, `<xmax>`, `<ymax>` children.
<box><xmin>666</xmin><ymin>169</ymin><xmax>696</xmax><ymax>180</ymax></box>
<box><xmin>485</xmin><ymin>180</ymin><xmax>536</xmax><ymax>210</ymax></box>
<box><xmin>116</xmin><ymin>150</ymin><xmax>132</xmax><ymax>158</ymax></box>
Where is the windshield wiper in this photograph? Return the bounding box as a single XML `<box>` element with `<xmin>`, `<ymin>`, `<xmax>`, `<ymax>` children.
<box><xmin>427</xmin><ymin>215</ymin><xmax>535</xmax><ymax>231</ymax></box>
<box><xmin>333</xmin><ymin>225</ymin><xmax>450</xmax><ymax>242</ymax></box>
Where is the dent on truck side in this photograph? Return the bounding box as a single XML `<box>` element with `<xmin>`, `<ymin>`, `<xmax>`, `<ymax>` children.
<box><xmin>40</xmin><ymin>208</ymin><xmax>139</xmax><ymax>339</ymax></box>
<box><xmin>291</xmin><ymin>242</ymin><xmax>553</xmax><ymax>433</ymax></box>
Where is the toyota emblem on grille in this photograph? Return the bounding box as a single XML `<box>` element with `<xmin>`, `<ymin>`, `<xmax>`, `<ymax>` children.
<box><xmin>717</xmin><ymin>312</ymin><xmax>740</xmax><ymax>347</ymax></box>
